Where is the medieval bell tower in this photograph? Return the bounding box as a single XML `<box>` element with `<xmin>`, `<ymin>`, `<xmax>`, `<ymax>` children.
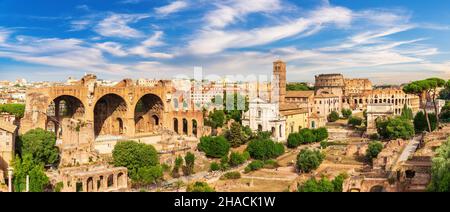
<box><xmin>273</xmin><ymin>60</ymin><xmax>287</xmax><ymax>104</ymax></box>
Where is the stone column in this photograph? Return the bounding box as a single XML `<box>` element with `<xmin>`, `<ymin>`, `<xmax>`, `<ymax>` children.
<box><xmin>187</xmin><ymin>120</ymin><xmax>192</xmax><ymax>137</ymax></box>
<box><xmin>113</xmin><ymin>174</ymin><xmax>118</xmax><ymax>189</ymax></box>
<box><xmin>82</xmin><ymin>179</ymin><xmax>87</xmax><ymax>192</ymax></box>
<box><xmin>93</xmin><ymin>176</ymin><xmax>98</xmax><ymax>192</ymax></box>
<box><xmin>178</xmin><ymin>117</ymin><xmax>183</xmax><ymax>135</ymax></box>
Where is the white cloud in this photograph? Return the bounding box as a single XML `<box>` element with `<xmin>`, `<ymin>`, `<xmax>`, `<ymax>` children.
<box><xmin>76</xmin><ymin>5</ymin><xmax>90</xmax><ymax>11</ymax></box>
<box><xmin>95</xmin><ymin>42</ymin><xmax>128</xmax><ymax>57</ymax></box>
<box><xmin>129</xmin><ymin>31</ymin><xmax>174</xmax><ymax>58</ymax></box>
<box><xmin>188</xmin><ymin>5</ymin><xmax>352</xmax><ymax>54</ymax></box>
<box><xmin>0</xmin><ymin>28</ymin><xmax>12</xmax><ymax>43</ymax></box>
<box><xmin>204</xmin><ymin>0</ymin><xmax>281</xmax><ymax>29</ymax></box>
<box><xmin>155</xmin><ymin>1</ymin><xmax>189</xmax><ymax>16</ymax></box>
<box><xmin>69</xmin><ymin>20</ymin><xmax>91</xmax><ymax>31</ymax></box>
<box><xmin>95</xmin><ymin>13</ymin><xmax>149</xmax><ymax>38</ymax></box>
<box><xmin>0</xmin><ymin>36</ymin><xmax>128</xmax><ymax>75</ymax></box>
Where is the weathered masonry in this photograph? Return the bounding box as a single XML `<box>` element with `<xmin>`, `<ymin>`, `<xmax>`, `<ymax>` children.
<box><xmin>20</xmin><ymin>74</ymin><xmax>204</xmax><ymax>144</ymax></box>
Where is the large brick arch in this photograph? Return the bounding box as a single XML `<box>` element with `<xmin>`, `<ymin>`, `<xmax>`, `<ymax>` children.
<box><xmin>20</xmin><ymin>75</ymin><xmax>205</xmax><ymax>142</ymax></box>
<box><xmin>93</xmin><ymin>93</ymin><xmax>128</xmax><ymax>137</ymax></box>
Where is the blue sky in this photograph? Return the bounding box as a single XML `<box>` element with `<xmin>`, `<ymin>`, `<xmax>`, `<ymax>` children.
<box><xmin>0</xmin><ymin>0</ymin><xmax>449</xmax><ymax>84</ymax></box>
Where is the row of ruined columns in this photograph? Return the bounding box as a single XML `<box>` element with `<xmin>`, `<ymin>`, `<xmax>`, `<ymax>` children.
<box><xmin>64</xmin><ymin>172</ymin><xmax>127</xmax><ymax>192</ymax></box>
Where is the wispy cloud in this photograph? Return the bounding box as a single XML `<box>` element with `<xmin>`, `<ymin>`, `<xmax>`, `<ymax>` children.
<box><xmin>188</xmin><ymin>5</ymin><xmax>352</xmax><ymax>54</ymax></box>
<box><xmin>0</xmin><ymin>28</ymin><xmax>12</xmax><ymax>43</ymax></box>
<box><xmin>204</xmin><ymin>0</ymin><xmax>282</xmax><ymax>29</ymax></box>
<box><xmin>95</xmin><ymin>42</ymin><xmax>128</xmax><ymax>57</ymax></box>
<box><xmin>69</xmin><ymin>20</ymin><xmax>91</xmax><ymax>31</ymax></box>
<box><xmin>155</xmin><ymin>1</ymin><xmax>189</xmax><ymax>16</ymax></box>
<box><xmin>94</xmin><ymin>13</ymin><xmax>149</xmax><ymax>38</ymax></box>
<box><xmin>0</xmin><ymin>36</ymin><xmax>128</xmax><ymax>75</ymax></box>
<box><xmin>129</xmin><ymin>31</ymin><xmax>174</xmax><ymax>58</ymax></box>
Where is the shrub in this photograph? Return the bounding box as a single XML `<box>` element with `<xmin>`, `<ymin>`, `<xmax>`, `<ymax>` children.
<box><xmin>220</xmin><ymin>171</ymin><xmax>241</xmax><ymax>180</ymax></box>
<box><xmin>348</xmin><ymin>116</ymin><xmax>363</xmax><ymax>127</ymax></box>
<box><xmin>263</xmin><ymin>159</ymin><xmax>279</xmax><ymax>169</ymax></box>
<box><xmin>244</xmin><ymin>160</ymin><xmax>264</xmax><ymax>172</ymax></box>
<box><xmin>314</xmin><ymin>128</ymin><xmax>328</xmax><ymax>142</ymax></box>
<box><xmin>186</xmin><ymin>181</ymin><xmax>215</xmax><ymax>192</ymax></box>
<box><xmin>182</xmin><ymin>152</ymin><xmax>195</xmax><ymax>176</ymax></box>
<box><xmin>210</xmin><ymin>162</ymin><xmax>221</xmax><ymax>171</ymax></box>
<box><xmin>366</xmin><ymin>141</ymin><xmax>383</xmax><ymax>161</ymax></box>
<box><xmin>341</xmin><ymin>109</ymin><xmax>352</xmax><ymax>119</ymax></box>
<box><xmin>229</xmin><ymin>152</ymin><xmax>247</xmax><ymax>167</ymax></box>
<box><xmin>428</xmin><ymin>139</ymin><xmax>450</xmax><ymax>192</ymax></box>
<box><xmin>369</xmin><ymin>133</ymin><xmax>380</xmax><ymax>140</ymax></box>
<box><xmin>299</xmin><ymin>129</ymin><xmax>316</xmax><ymax>144</ymax></box>
<box><xmin>135</xmin><ymin>165</ymin><xmax>163</xmax><ymax>185</ymax></box>
<box><xmin>246</xmin><ymin>139</ymin><xmax>284</xmax><ymax>160</ymax></box>
<box><xmin>296</xmin><ymin>149</ymin><xmax>325</xmax><ymax>173</ymax></box>
<box><xmin>287</xmin><ymin>133</ymin><xmax>303</xmax><ymax>148</ymax></box>
<box><xmin>320</xmin><ymin>140</ymin><xmax>328</xmax><ymax>149</ymax></box>
<box><xmin>328</xmin><ymin>111</ymin><xmax>340</xmax><ymax>122</ymax></box>
<box><xmin>172</xmin><ymin>156</ymin><xmax>183</xmax><ymax>178</ymax></box>
<box><xmin>198</xmin><ymin>136</ymin><xmax>230</xmax><ymax>158</ymax></box>
<box><xmin>220</xmin><ymin>155</ymin><xmax>229</xmax><ymax>171</ymax></box>
<box><xmin>54</xmin><ymin>182</ymin><xmax>63</xmax><ymax>192</ymax></box>
<box><xmin>298</xmin><ymin>173</ymin><xmax>347</xmax><ymax>192</ymax></box>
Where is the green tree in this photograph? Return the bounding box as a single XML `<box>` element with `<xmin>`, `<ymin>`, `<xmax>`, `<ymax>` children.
<box><xmin>403</xmin><ymin>80</ymin><xmax>432</xmax><ymax>132</ymax></box>
<box><xmin>328</xmin><ymin>111</ymin><xmax>340</xmax><ymax>122</ymax></box>
<box><xmin>13</xmin><ymin>154</ymin><xmax>50</xmax><ymax>192</ymax></box>
<box><xmin>287</xmin><ymin>82</ymin><xmax>313</xmax><ymax>91</ymax></box>
<box><xmin>112</xmin><ymin>141</ymin><xmax>159</xmax><ymax>180</ymax></box>
<box><xmin>136</xmin><ymin>165</ymin><xmax>163</xmax><ymax>185</ymax></box>
<box><xmin>428</xmin><ymin>139</ymin><xmax>450</xmax><ymax>192</ymax></box>
<box><xmin>0</xmin><ymin>103</ymin><xmax>25</xmax><ymax>118</ymax></box>
<box><xmin>186</xmin><ymin>181</ymin><xmax>215</xmax><ymax>192</ymax></box>
<box><xmin>299</xmin><ymin>128</ymin><xmax>316</xmax><ymax>143</ymax></box>
<box><xmin>414</xmin><ymin>111</ymin><xmax>437</xmax><ymax>133</ymax></box>
<box><xmin>427</xmin><ymin>78</ymin><xmax>446</xmax><ymax>127</ymax></box>
<box><xmin>296</xmin><ymin>149</ymin><xmax>325</xmax><ymax>173</ymax></box>
<box><xmin>400</xmin><ymin>104</ymin><xmax>414</xmax><ymax>120</ymax></box>
<box><xmin>205</xmin><ymin>110</ymin><xmax>226</xmax><ymax>129</ymax></box>
<box><xmin>172</xmin><ymin>156</ymin><xmax>183</xmax><ymax>178</ymax></box>
<box><xmin>198</xmin><ymin>136</ymin><xmax>230</xmax><ymax>158</ymax></box>
<box><xmin>18</xmin><ymin>128</ymin><xmax>59</xmax><ymax>165</ymax></box>
<box><xmin>183</xmin><ymin>152</ymin><xmax>196</xmax><ymax>176</ymax></box>
<box><xmin>229</xmin><ymin>152</ymin><xmax>247</xmax><ymax>167</ymax></box>
<box><xmin>366</xmin><ymin>141</ymin><xmax>383</xmax><ymax>161</ymax></box>
<box><xmin>440</xmin><ymin>101</ymin><xmax>450</xmax><ymax>122</ymax></box>
<box><xmin>209</xmin><ymin>162</ymin><xmax>220</xmax><ymax>171</ymax></box>
<box><xmin>376</xmin><ymin>117</ymin><xmax>415</xmax><ymax>140</ymax></box>
<box><xmin>348</xmin><ymin>116</ymin><xmax>363</xmax><ymax>127</ymax></box>
<box><xmin>287</xmin><ymin>132</ymin><xmax>303</xmax><ymax>148</ymax></box>
<box><xmin>298</xmin><ymin>177</ymin><xmax>334</xmax><ymax>192</ymax></box>
<box><xmin>225</xmin><ymin>122</ymin><xmax>246</xmax><ymax>147</ymax></box>
<box><xmin>298</xmin><ymin>174</ymin><xmax>347</xmax><ymax>192</ymax></box>
<box><xmin>244</xmin><ymin>160</ymin><xmax>265</xmax><ymax>172</ymax></box>
<box><xmin>246</xmin><ymin>138</ymin><xmax>285</xmax><ymax>160</ymax></box>
<box><xmin>341</xmin><ymin>109</ymin><xmax>352</xmax><ymax>119</ymax></box>
<box><xmin>314</xmin><ymin>127</ymin><xmax>329</xmax><ymax>142</ymax></box>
